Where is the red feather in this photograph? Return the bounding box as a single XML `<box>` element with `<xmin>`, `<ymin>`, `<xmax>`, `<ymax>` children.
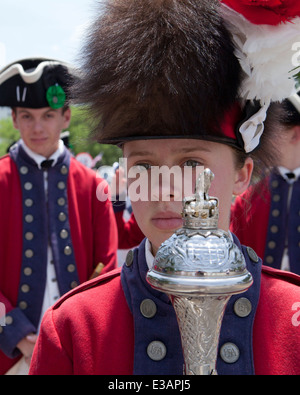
<box><xmin>221</xmin><ymin>0</ymin><xmax>300</xmax><ymax>25</ymax></box>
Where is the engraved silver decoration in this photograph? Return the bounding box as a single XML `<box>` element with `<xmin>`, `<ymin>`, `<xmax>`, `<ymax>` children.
<box><xmin>147</xmin><ymin>169</ymin><xmax>253</xmax><ymax>375</ymax></box>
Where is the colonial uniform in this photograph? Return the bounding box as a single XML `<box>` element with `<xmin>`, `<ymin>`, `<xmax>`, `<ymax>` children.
<box><xmin>113</xmin><ymin>201</ymin><xmax>144</xmax><ymax>249</ymax></box>
<box><xmin>231</xmin><ymin>169</ymin><xmax>300</xmax><ymax>275</ymax></box>
<box><xmin>231</xmin><ymin>88</ymin><xmax>300</xmax><ymax>275</ymax></box>
<box><xmin>0</xmin><ymin>58</ymin><xmax>118</xmax><ymax>375</ymax></box>
<box><xmin>30</xmin><ymin>238</ymin><xmax>300</xmax><ymax>375</ymax></box>
<box><xmin>29</xmin><ymin>0</ymin><xmax>300</xmax><ymax>376</ymax></box>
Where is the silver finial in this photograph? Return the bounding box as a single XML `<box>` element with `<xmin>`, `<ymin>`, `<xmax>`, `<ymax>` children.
<box><xmin>147</xmin><ymin>169</ymin><xmax>253</xmax><ymax>375</ymax></box>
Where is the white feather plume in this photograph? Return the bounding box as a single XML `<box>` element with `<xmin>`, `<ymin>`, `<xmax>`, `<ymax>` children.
<box><xmin>221</xmin><ymin>4</ymin><xmax>299</xmax><ymax>105</ymax></box>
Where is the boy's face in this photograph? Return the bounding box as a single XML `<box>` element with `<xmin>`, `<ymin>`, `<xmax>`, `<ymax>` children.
<box><xmin>12</xmin><ymin>107</ymin><xmax>71</xmax><ymax>158</ymax></box>
<box><xmin>124</xmin><ymin>139</ymin><xmax>252</xmax><ymax>255</ymax></box>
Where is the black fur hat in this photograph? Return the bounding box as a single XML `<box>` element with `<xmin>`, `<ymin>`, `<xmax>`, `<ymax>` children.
<box><xmin>73</xmin><ymin>0</ymin><xmax>242</xmax><ymax>146</ymax></box>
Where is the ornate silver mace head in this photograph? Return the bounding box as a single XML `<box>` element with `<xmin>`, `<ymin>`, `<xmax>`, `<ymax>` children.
<box><xmin>147</xmin><ymin>169</ymin><xmax>253</xmax><ymax>375</ymax></box>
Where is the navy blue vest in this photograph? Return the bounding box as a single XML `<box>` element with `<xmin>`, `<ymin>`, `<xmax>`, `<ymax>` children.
<box><xmin>264</xmin><ymin>171</ymin><xmax>300</xmax><ymax>275</ymax></box>
<box><xmin>121</xmin><ymin>236</ymin><xmax>262</xmax><ymax>375</ymax></box>
<box><xmin>9</xmin><ymin>142</ymin><xmax>80</xmax><ymax>328</ymax></box>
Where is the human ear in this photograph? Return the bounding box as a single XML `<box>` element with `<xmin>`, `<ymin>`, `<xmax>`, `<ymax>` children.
<box><xmin>232</xmin><ymin>157</ymin><xmax>253</xmax><ymax>196</ymax></box>
<box><xmin>62</xmin><ymin>107</ymin><xmax>71</xmax><ymax>129</ymax></box>
<box><xmin>11</xmin><ymin>109</ymin><xmax>19</xmax><ymax>130</ymax></box>
<box><xmin>290</xmin><ymin>125</ymin><xmax>300</xmax><ymax>143</ymax></box>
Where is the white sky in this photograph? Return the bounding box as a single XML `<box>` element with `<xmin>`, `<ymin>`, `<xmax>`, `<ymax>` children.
<box><xmin>0</xmin><ymin>0</ymin><xmax>97</xmax><ymax>69</ymax></box>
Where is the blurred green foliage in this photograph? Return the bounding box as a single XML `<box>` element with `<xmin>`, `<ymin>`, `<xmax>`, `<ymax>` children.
<box><xmin>0</xmin><ymin>106</ymin><xmax>122</xmax><ymax>166</ymax></box>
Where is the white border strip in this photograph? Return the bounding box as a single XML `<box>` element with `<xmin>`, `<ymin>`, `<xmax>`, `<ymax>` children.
<box><xmin>0</xmin><ymin>61</ymin><xmax>72</xmax><ymax>85</ymax></box>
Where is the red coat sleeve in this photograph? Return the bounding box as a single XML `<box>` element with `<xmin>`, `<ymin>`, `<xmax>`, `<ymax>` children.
<box><xmin>254</xmin><ymin>267</ymin><xmax>300</xmax><ymax>375</ymax></box>
<box><xmin>30</xmin><ymin>308</ymin><xmax>73</xmax><ymax>375</ymax></box>
<box><xmin>230</xmin><ymin>181</ymin><xmax>271</xmax><ymax>260</ymax></box>
<box><xmin>115</xmin><ymin>212</ymin><xmax>144</xmax><ymax>249</ymax></box>
<box><xmin>67</xmin><ymin>159</ymin><xmax>118</xmax><ymax>280</ymax></box>
<box><xmin>29</xmin><ymin>270</ymin><xmax>134</xmax><ymax>375</ymax></box>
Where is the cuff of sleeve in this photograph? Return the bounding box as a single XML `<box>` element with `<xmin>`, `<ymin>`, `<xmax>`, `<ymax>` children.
<box><xmin>0</xmin><ymin>308</ymin><xmax>36</xmax><ymax>358</ymax></box>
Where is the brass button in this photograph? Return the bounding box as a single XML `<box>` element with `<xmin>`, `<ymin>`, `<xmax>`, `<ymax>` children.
<box><xmin>5</xmin><ymin>316</ymin><xmax>13</xmax><ymax>325</ymax></box>
<box><xmin>21</xmin><ymin>284</ymin><xmax>30</xmax><ymax>293</ymax></box>
<box><xmin>234</xmin><ymin>298</ymin><xmax>252</xmax><ymax>318</ymax></box>
<box><xmin>60</xmin><ymin>229</ymin><xmax>69</xmax><ymax>239</ymax></box>
<box><xmin>147</xmin><ymin>341</ymin><xmax>167</xmax><ymax>362</ymax></box>
<box><xmin>67</xmin><ymin>264</ymin><xmax>76</xmax><ymax>273</ymax></box>
<box><xmin>57</xmin><ymin>197</ymin><xmax>66</xmax><ymax>206</ymax></box>
<box><xmin>25</xmin><ymin>249</ymin><xmax>34</xmax><ymax>259</ymax></box>
<box><xmin>270</xmin><ymin>225</ymin><xmax>279</xmax><ymax>234</ymax></box>
<box><xmin>25</xmin><ymin>214</ymin><xmax>34</xmax><ymax>223</ymax></box>
<box><xmin>57</xmin><ymin>181</ymin><xmax>66</xmax><ymax>190</ymax></box>
<box><xmin>19</xmin><ymin>301</ymin><xmax>28</xmax><ymax>310</ymax></box>
<box><xmin>140</xmin><ymin>299</ymin><xmax>157</xmax><ymax>319</ymax></box>
<box><xmin>64</xmin><ymin>246</ymin><xmax>72</xmax><ymax>256</ymax></box>
<box><xmin>265</xmin><ymin>256</ymin><xmax>274</xmax><ymax>264</ymax></box>
<box><xmin>20</xmin><ymin>166</ymin><xmax>29</xmax><ymax>175</ymax></box>
<box><xmin>60</xmin><ymin>165</ymin><xmax>68</xmax><ymax>175</ymax></box>
<box><xmin>24</xmin><ymin>182</ymin><xmax>33</xmax><ymax>191</ymax></box>
<box><xmin>70</xmin><ymin>281</ymin><xmax>78</xmax><ymax>289</ymax></box>
<box><xmin>272</xmin><ymin>209</ymin><xmax>280</xmax><ymax>217</ymax></box>
<box><xmin>220</xmin><ymin>343</ymin><xmax>240</xmax><ymax>364</ymax></box>
<box><xmin>58</xmin><ymin>212</ymin><xmax>67</xmax><ymax>222</ymax></box>
<box><xmin>25</xmin><ymin>232</ymin><xmax>34</xmax><ymax>241</ymax></box>
<box><xmin>268</xmin><ymin>241</ymin><xmax>276</xmax><ymax>249</ymax></box>
<box><xmin>24</xmin><ymin>198</ymin><xmax>34</xmax><ymax>207</ymax></box>
<box><xmin>126</xmin><ymin>250</ymin><xmax>134</xmax><ymax>267</ymax></box>
<box><xmin>24</xmin><ymin>267</ymin><xmax>33</xmax><ymax>276</ymax></box>
<box><xmin>246</xmin><ymin>247</ymin><xmax>259</xmax><ymax>263</ymax></box>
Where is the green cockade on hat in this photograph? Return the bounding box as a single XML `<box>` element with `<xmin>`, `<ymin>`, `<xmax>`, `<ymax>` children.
<box><xmin>46</xmin><ymin>84</ymin><xmax>66</xmax><ymax>109</ymax></box>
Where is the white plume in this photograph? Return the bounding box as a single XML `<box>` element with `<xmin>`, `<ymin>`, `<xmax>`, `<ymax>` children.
<box><xmin>221</xmin><ymin>4</ymin><xmax>299</xmax><ymax>105</ymax></box>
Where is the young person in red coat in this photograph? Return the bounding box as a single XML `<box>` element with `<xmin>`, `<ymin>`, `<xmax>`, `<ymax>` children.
<box><xmin>112</xmin><ymin>166</ymin><xmax>144</xmax><ymax>250</ymax></box>
<box><xmin>231</xmin><ymin>87</ymin><xmax>300</xmax><ymax>275</ymax></box>
<box><xmin>30</xmin><ymin>0</ymin><xmax>300</xmax><ymax>375</ymax></box>
<box><xmin>0</xmin><ymin>58</ymin><xmax>118</xmax><ymax>375</ymax></box>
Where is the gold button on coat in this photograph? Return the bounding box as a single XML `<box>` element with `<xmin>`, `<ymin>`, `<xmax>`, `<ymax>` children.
<box><xmin>64</xmin><ymin>246</ymin><xmax>72</xmax><ymax>256</ymax></box>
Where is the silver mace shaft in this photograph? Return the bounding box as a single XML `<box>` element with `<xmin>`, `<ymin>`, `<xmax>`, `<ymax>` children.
<box><xmin>147</xmin><ymin>169</ymin><xmax>253</xmax><ymax>375</ymax></box>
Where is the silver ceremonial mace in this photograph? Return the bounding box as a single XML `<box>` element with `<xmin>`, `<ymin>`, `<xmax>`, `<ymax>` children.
<box><xmin>147</xmin><ymin>169</ymin><xmax>253</xmax><ymax>375</ymax></box>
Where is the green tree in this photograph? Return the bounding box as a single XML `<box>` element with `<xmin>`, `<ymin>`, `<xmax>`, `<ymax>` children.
<box><xmin>0</xmin><ymin>116</ymin><xmax>20</xmax><ymax>156</ymax></box>
<box><xmin>0</xmin><ymin>106</ymin><xmax>122</xmax><ymax>166</ymax></box>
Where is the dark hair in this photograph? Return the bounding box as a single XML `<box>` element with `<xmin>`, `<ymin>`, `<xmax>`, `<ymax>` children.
<box><xmin>279</xmin><ymin>99</ymin><xmax>300</xmax><ymax>127</ymax></box>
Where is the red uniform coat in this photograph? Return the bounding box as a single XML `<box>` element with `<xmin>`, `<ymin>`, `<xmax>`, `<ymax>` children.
<box><xmin>0</xmin><ymin>153</ymin><xmax>118</xmax><ymax>375</ymax></box>
<box><xmin>230</xmin><ymin>181</ymin><xmax>270</xmax><ymax>261</ymax></box>
<box><xmin>114</xmin><ymin>211</ymin><xmax>144</xmax><ymax>249</ymax></box>
<box><xmin>231</xmin><ymin>172</ymin><xmax>300</xmax><ymax>275</ymax></box>
<box><xmin>29</xmin><ymin>263</ymin><xmax>300</xmax><ymax>375</ymax></box>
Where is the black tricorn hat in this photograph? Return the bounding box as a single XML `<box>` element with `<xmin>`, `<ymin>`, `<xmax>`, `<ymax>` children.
<box><xmin>0</xmin><ymin>57</ymin><xmax>74</xmax><ymax>109</ymax></box>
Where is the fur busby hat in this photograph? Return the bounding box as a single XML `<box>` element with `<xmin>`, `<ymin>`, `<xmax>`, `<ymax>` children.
<box><xmin>0</xmin><ymin>58</ymin><xmax>74</xmax><ymax>109</ymax></box>
<box><xmin>74</xmin><ymin>0</ymin><xmax>242</xmax><ymax>147</ymax></box>
<box><xmin>74</xmin><ymin>0</ymin><xmax>300</xmax><ymax>154</ymax></box>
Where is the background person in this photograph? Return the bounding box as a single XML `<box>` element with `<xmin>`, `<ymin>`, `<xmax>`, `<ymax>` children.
<box><xmin>231</xmin><ymin>86</ymin><xmax>300</xmax><ymax>275</ymax></box>
<box><xmin>30</xmin><ymin>0</ymin><xmax>300</xmax><ymax>375</ymax></box>
<box><xmin>0</xmin><ymin>58</ymin><xmax>118</xmax><ymax>375</ymax></box>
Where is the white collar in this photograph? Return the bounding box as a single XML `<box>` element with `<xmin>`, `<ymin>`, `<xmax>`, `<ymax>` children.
<box><xmin>277</xmin><ymin>166</ymin><xmax>300</xmax><ymax>184</ymax></box>
<box><xmin>20</xmin><ymin>139</ymin><xmax>65</xmax><ymax>169</ymax></box>
<box><xmin>145</xmin><ymin>239</ymin><xmax>155</xmax><ymax>270</ymax></box>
